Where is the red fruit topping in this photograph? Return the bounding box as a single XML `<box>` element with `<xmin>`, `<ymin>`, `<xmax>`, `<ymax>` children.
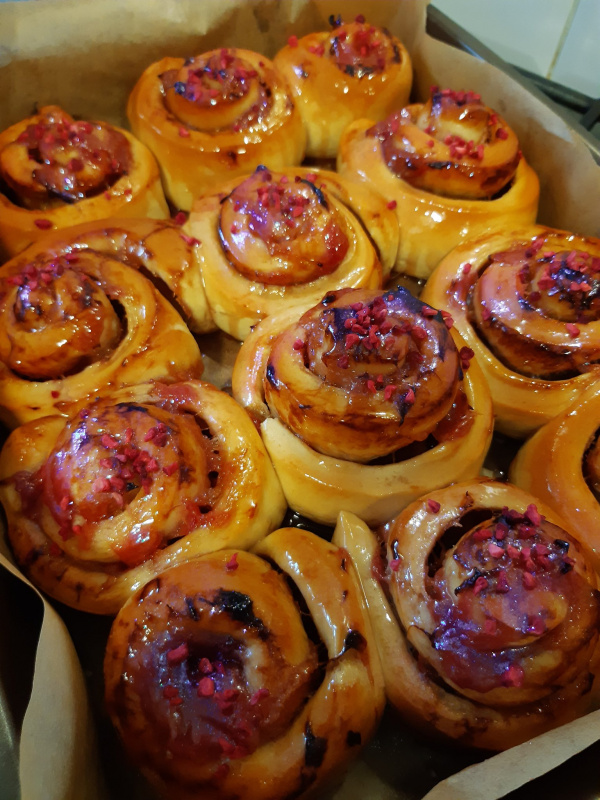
<box><xmin>167</xmin><ymin>643</ymin><xmax>189</xmax><ymax>665</ymax></box>
<box><xmin>522</xmin><ymin>572</ymin><xmax>537</xmax><ymax>590</ymax></box>
<box><xmin>502</xmin><ymin>664</ymin><xmax>524</xmax><ymax>688</ymax></box>
<box><xmin>525</xmin><ymin>504</ymin><xmax>542</xmax><ymax>527</ymax></box>
<box><xmin>565</xmin><ymin>323</ymin><xmax>580</xmax><ymax>338</ymax></box>
<box><xmin>198</xmin><ymin>676</ymin><xmax>216</xmax><ymax>697</ymax></box>
<box><xmin>250</xmin><ymin>688</ymin><xmax>270</xmax><ymax>705</ymax></box>
<box><xmin>225</xmin><ymin>552</ymin><xmax>239</xmax><ymax>571</ymax></box>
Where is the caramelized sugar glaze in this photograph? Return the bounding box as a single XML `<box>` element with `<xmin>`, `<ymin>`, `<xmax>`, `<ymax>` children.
<box><xmin>334</xmin><ymin>482</ymin><xmax>600</xmax><ymax>750</ymax></box>
<box><xmin>338</xmin><ymin>87</ymin><xmax>539</xmax><ymax>278</ymax></box>
<box><xmin>186</xmin><ymin>166</ymin><xmax>399</xmax><ymax>339</ymax></box>
<box><xmin>511</xmin><ymin>384</ymin><xmax>600</xmax><ymax>569</ymax></box>
<box><xmin>422</xmin><ymin>226</ymin><xmax>600</xmax><ymax>436</ymax></box>
<box><xmin>0</xmin><ymin>106</ymin><xmax>168</xmax><ymax>258</ymax></box>
<box><xmin>233</xmin><ymin>287</ymin><xmax>492</xmax><ymax>525</ymax></box>
<box><xmin>0</xmin><ymin>226</ymin><xmax>204</xmax><ymax>426</ymax></box>
<box><xmin>273</xmin><ymin>14</ymin><xmax>412</xmax><ymax>159</ymax></box>
<box><xmin>0</xmin><ymin>381</ymin><xmax>285</xmax><ymax>613</ymax></box>
<box><xmin>105</xmin><ymin>528</ymin><xmax>384</xmax><ymax>799</ymax></box>
<box><xmin>127</xmin><ymin>48</ymin><xmax>306</xmax><ymax>210</ymax></box>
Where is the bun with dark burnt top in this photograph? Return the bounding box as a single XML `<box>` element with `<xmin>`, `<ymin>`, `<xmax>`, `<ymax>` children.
<box><xmin>104</xmin><ymin>527</ymin><xmax>385</xmax><ymax>799</ymax></box>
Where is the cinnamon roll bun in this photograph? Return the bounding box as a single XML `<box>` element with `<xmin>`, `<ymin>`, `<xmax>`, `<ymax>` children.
<box><xmin>187</xmin><ymin>166</ymin><xmax>398</xmax><ymax>339</ymax></box>
<box><xmin>510</xmin><ymin>384</ymin><xmax>600</xmax><ymax>570</ymax></box>
<box><xmin>104</xmin><ymin>527</ymin><xmax>385</xmax><ymax>799</ymax></box>
<box><xmin>0</xmin><ymin>241</ymin><xmax>203</xmax><ymax>427</ymax></box>
<box><xmin>0</xmin><ymin>381</ymin><xmax>286</xmax><ymax>614</ymax></box>
<box><xmin>0</xmin><ymin>105</ymin><xmax>168</xmax><ymax>259</ymax></box>
<box><xmin>273</xmin><ymin>14</ymin><xmax>412</xmax><ymax>159</ymax></box>
<box><xmin>334</xmin><ymin>481</ymin><xmax>600</xmax><ymax>750</ymax></box>
<box><xmin>3</xmin><ymin>216</ymin><xmax>216</xmax><ymax>336</ymax></box>
<box><xmin>127</xmin><ymin>48</ymin><xmax>306</xmax><ymax>210</ymax></box>
<box><xmin>337</xmin><ymin>87</ymin><xmax>539</xmax><ymax>278</ymax></box>
<box><xmin>422</xmin><ymin>226</ymin><xmax>600</xmax><ymax>437</ymax></box>
<box><xmin>232</xmin><ymin>286</ymin><xmax>492</xmax><ymax>526</ymax></box>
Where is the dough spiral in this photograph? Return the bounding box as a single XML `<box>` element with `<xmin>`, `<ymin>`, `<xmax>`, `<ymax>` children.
<box><xmin>104</xmin><ymin>527</ymin><xmax>385</xmax><ymax>799</ymax></box>
<box><xmin>0</xmin><ymin>381</ymin><xmax>286</xmax><ymax>614</ymax></box>
<box><xmin>0</xmin><ymin>105</ymin><xmax>168</xmax><ymax>258</ymax></box>
<box><xmin>334</xmin><ymin>481</ymin><xmax>600</xmax><ymax>750</ymax></box>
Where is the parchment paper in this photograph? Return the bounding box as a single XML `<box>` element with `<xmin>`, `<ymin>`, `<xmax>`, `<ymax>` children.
<box><xmin>1</xmin><ymin>1</ymin><xmax>600</xmax><ymax>798</ymax></box>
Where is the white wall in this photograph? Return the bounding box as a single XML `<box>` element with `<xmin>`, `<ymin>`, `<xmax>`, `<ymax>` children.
<box><xmin>431</xmin><ymin>0</ymin><xmax>600</xmax><ymax>98</ymax></box>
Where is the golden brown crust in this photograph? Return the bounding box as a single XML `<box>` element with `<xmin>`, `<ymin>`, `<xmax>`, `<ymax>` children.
<box><xmin>337</xmin><ymin>90</ymin><xmax>539</xmax><ymax>279</ymax></box>
<box><xmin>104</xmin><ymin>528</ymin><xmax>385</xmax><ymax>799</ymax></box>
<box><xmin>0</xmin><ymin>240</ymin><xmax>204</xmax><ymax>427</ymax></box>
<box><xmin>0</xmin><ymin>381</ymin><xmax>286</xmax><ymax>614</ymax></box>
<box><xmin>0</xmin><ymin>106</ymin><xmax>168</xmax><ymax>259</ymax></box>
<box><xmin>334</xmin><ymin>482</ymin><xmax>600</xmax><ymax>750</ymax></box>
<box><xmin>510</xmin><ymin>384</ymin><xmax>600</xmax><ymax>570</ymax></box>
<box><xmin>187</xmin><ymin>166</ymin><xmax>398</xmax><ymax>339</ymax></box>
<box><xmin>273</xmin><ymin>18</ymin><xmax>412</xmax><ymax>158</ymax></box>
<box><xmin>1</xmin><ymin>217</ymin><xmax>216</xmax><ymax>334</ymax></box>
<box><xmin>422</xmin><ymin>226</ymin><xmax>600</xmax><ymax>437</ymax></box>
<box><xmin>232</xmin><ymin>287</ymin><xmax>492</xmax><ymax>526</ymax></box>
<box><xmin>127</xmin><ymin>49</ymin><xmax>307</xmax><ymax>210</ymax></box>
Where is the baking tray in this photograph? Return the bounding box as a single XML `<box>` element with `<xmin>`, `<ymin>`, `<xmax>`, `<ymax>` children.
<box><xmin>1</xmin><ymin>2</ymin><xmax>600</xmax><ymax>799</ymax></box>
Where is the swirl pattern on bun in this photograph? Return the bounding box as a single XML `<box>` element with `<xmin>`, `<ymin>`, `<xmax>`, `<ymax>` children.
<box><xmin>0</xmin><ymin>106</ymin><xmax>168</xmax><ymax>258</ymax></box>
<box><xmin>104</xmin><ymin>527</ymin><xmax>385</xmax><ymax>799</ymax></box>
<box><xmin>187</xmin><ymin>166</ymin><xmax>398</xmax><ymax>339</ymax></box>
<box><xmin>422</xmin><ymin>226</ymin><xmax>600</xmax><ymax>436</ymax></box>
<box><xmin>334</xmin><ymin>481</ymin><xmax>600</xmax><ymax>750</ymax></box>
<box><xmin>337</xmin><ymin>87</ymin><xmax>539</xmax><ymax>278</ymax></box>
<box><xmin>127</xmin><ymin>49</ymin><xmax>306</xmax><ymax>210</ymax></box>
<box><xmin>0</xmin><ymin>381</ymin><xmax>286</xmax><ymax>614</ymax></box>
<box><xmin>0</xmin><ymin>240</ymin><xmax>203</xmax><ymax>427</ymax></box>
<box><xmin>232</xmin><ymin>287</ymin><xmax>492</xmax><ymax>525</ymax></box>
<box><xmin>273</xmin><ymin>14</ymin><xmax>412</xmax><ymax>158</ymax></box>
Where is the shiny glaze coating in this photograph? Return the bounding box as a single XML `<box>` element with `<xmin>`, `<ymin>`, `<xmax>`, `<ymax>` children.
<box><xmin>2</xmin><ymin>217</ymin><xmax>216</xmax><ymax>335</ymax></box>
<box><xmin>0</xmin><ymin>381</ymin><xmax>286</xmax><ymax>614</ymax></box>
<box><xmin>127</xmin><ymin>49</ymin><xmax>306</xmax><ymax>210</ymax></box>
<box><xmin>510</xmin><ymin>384</ymin><xmax>600</xmax><ymax>570</ymax></box>
<box><xmin>273</xmin><ymin>17</ymin><xmax>412</xmax><ymax>158</ymax></box>
<box><xmin>337</xmin><ymin>108</ymin><xmax>539</xmax><ymax>279</ymax></box>
<box><xmin>232</xmin><ymin>288</ymin><xmax>492</xmax><ymax>525</ymax></box>
<box><xmin>0</xmin><ymin>241</ymin><xmax>203</xmax><ymax>427</ymax></box>
<box><xmin>0</xmin><ymin>106</ymin><xmax>168</xmax><ymax>259</ymax></box>
<box><xmin>334</xmin><ymin>481</ymin><xmax>600</xmax><ymax>750</ymax></box>
<box><xmin>422</xmin><ymin>226</ymin><xmax>600</xmax><ymax>436</ymax></box>
<box><xmin>187</xmin><ymin>166</ymin><xmax>398</xmax><ymax>339</ymax></box>
<box><xmin>104</xmin><ymin>529</ymin><xmax>385</xmax><ymax>799</ymax></box>
<box><xmin>369</xmin><ymin>87</ymin><xmax>520</xmax><ymax>199</ymax></box>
